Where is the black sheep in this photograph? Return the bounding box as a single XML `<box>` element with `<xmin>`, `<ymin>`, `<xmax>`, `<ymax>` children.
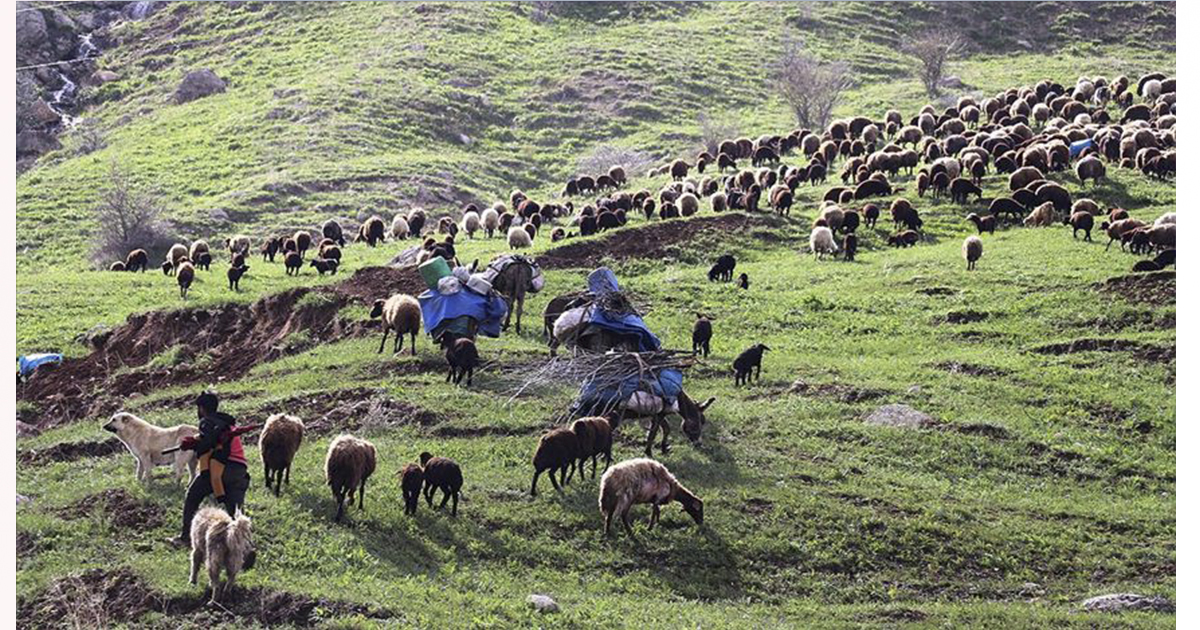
<box><xmin>842</xmin><ymin>234</ymin><xmax>858</xmax><ymax>262</ymax></box>
<box><xmin>227</xmin><ymin>265</ymin><xmax>249</xmax><ymax>291</ymax></box>
<box><xmin>444</xmin><ymin>337</ymin><xmax>479</xmax><ymax>386</ymax></box>
<box><xmin>420</xmin><ymin>452</ymin><xmax>463</xmax><ymax>516</ymax></box>
<box><xmin>692</xmin><ymin>315</ymin><xmax>712</xmax><ymax>358</ymax></box>
<box><xmin>284</xmin><ymin>252</ymin><xmax>303</xmax><ymax>275</ymax></box>
<box><xmin>400</xmin><ymin>463</ymin><xmax>423</xmax><ymax>515</ymax></box>
<box><xmin>733</xmin><ymin>343</ymin><xmax>770</xmax><ymax>386</ymax></box>
<box><xmin>309</xmin><ymin>258</ymin><xmax>339</xmax><ymax>275</ymax></box>
<box><xmin>738</xmin><ymin>273</ymin><xmax>749</xmax><ymax>290</ymax></box>
<box><xmin>708</xmin><ymin>254</ymin><xmax>736</xmax><ymax>282</ymax></box>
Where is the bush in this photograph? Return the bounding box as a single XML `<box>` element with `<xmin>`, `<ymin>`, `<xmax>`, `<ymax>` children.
<box><xmin>904</xmin><ymin>30</ymin><xmax>964</xmax><ymax>97</ymax></box>
<box><xmin>89</xmin><ymin>162</ymin><xmax>176</xmax><ymax>268</ymax></box>
<box><xmin>697</xmin><ymin>113</ymin><xmax>740</xmax><ymax>156</ymax></box>
<box><xmin>576</xmin><ymin>144</ymin><xmax>655</xmax><ymax>179</ymax></box>
<box><xmin>65</xmin><ymin>119</ymin><xmax>107</xmax><ymax>157</ymax></box>
<box><xmin>770</xmin><ymin>35</ymin><xmax>852</xmax><ymax>131</ymax></box>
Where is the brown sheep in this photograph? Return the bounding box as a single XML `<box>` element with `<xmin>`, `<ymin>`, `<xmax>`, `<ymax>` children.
<box><xmin>445</xmin><ymin>337</ymin><xmax>479</xmax><ymax>386</ymax></box>
<box><xmin>399</xmin><ymin>463</ymin><xmax>423</xmax><ymax>515</ymax></box>
<box><xmin>419</xmin><ymin>452</ymin><xmax>463</xmax><ymax>516</ymax></box>
<box><xmin>371</xmin><ymin>294</ymin><xmax>421</xmax><ymax>356</ymax></box>
<box><xmin>888</xmin><ymin>230</ymin><xmax>920</xmax><ymax>248</ymax></box>
<box><xmin>692</xmin><ymin>314</ymin><xmax>712</xmax><ymax>358</ymax></box>
<box><xmin>572</xmin><ymin>417</ymin><xmax>613</xmax><ymax>479</ymax></box>
<box><xmin>1024</xmin><ymin>202</ymin><xmax>1057</xmax><ymax>228</ymax></box>
<box><xmin>1076</xmin><ymin>155</ymin><xmax>1106</xmax><ymax>186</ymax></box>
<box><xmin>259</xmin><ymin>414</ymin><xmax>304</xmax><ymax>496</ymax></box>
<box><xmin>1065</xmin><ymin>211</ymin><xmax>1094</xmax><ymax>241</ymax></box>
<box><xmin>324</xmin><ymin>434</ymin><xmax>377</xmax><ymax>523</ymax></box>
<box><xmin>1100</xmin><ymin>218</ymin><xmax>1146</xmax><ymax>250</ymax></box>
<box><xmin>125</xmin><ymin>249</ymin><xmax>149</xmax><ymax>273</ymax></box>
<box><xmin>531</xmin><ymin>428</ymin><xmax>578</xmax><ymax>496</ymax></box>
<box><xmin>177</xmin><ymin>261</ymin><xmax>195</xmax><ymax>299</ymax></box>
<box><xmin>294</xmin><ymin>231</ymin><xmax>313</xmax><ymax>258</ymax></box>
<box><xmin>227</xmin><ymin>264</ymin><xmax>249</xmax><ymax>291</ymax></box>
<box><xmin>966</xmin><ymin>213</ymin><xmax>996</xmax><ymax>235</ymax></box>
<box><xmin>670</xmin><ymin>159</ymin><xmax>689</xmax><ymax>181</ymax></box>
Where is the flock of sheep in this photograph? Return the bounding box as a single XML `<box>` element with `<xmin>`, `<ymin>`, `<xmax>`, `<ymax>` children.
<box><xmin>94</xmin><ymin>70</ymin><xmax>1176</xmax><ymax>602</ymax></box>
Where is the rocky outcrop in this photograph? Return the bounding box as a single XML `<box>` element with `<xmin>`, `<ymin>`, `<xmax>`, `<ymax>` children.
<box><xmin>174</xmin><ymin>69</ymin><xmax>227</xmax><ymax>104</ymax></box>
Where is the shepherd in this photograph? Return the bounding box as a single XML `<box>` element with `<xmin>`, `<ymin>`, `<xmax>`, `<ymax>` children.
<box><xmin>169</xmin><ymin>391</ymin><xmax>253</xmax><ymax>548</ymax></box>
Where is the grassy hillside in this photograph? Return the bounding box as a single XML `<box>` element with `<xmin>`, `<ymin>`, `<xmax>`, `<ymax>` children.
<box><xmin>16</xmin><ymin>2</ymin><xmax>1175</xmax><ymax>628</ymax></box>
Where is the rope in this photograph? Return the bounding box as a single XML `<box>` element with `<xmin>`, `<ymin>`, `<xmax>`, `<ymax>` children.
<box><xmin>16</xmin><ymin>56</ymin><xmax>96</xmax><ymax>72</ymax></box>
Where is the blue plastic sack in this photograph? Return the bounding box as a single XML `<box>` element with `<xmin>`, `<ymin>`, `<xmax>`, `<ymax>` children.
<box><xmin>1069</xmin><ymin>139</ymin><xmax>1094</xmax><ymax>159</ymax></box>
<box><xmin>418</xmin><ymin>289</ymin><xmax>509</xmax><ymax>339</ymax></box>
<box><xmin>18</xmin><ymin>353</ymin><xmax>62</xmax><ymax>378</ymax></box>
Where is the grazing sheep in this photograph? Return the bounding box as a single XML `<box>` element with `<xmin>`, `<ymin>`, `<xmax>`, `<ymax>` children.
<box><xmin>888</xmin><ymin>230</ymin><xmax>921</xmax><ymax>248</ymax></box>
<box><xmin>842</xmin><ymin>233</ymin><xmax>858</xmax><ymax>261</ymax></box>
<box><xmin>445</xmin><ymin>337</ymin><xmax>479</xmax><ymax>386</ymax></box>
<box><xmin>692</xmin><ymin>315</ymin><xmax>712</xmax><ymax>358</ymax></box>
<box><xmin>1154</xmin><ymin>249</ymin><xmax>1176</xmax><ymax>268</ymax></box>
<box><xmin>318</xmin><ymin>244</ymin><xmax>341</xmax><ymax>262</ymax></box>
<box><xmin>309</xmin><ymin>258</ymin><xmax>339</xmax><ymax>275</ymax></box>
<box><xmin>391</xmin><ymin>215</ymin><xmax>410</xmax><ymax>240</ymax></box>
<box><xmin>161</xmin><ymin>260</ymin><xmax>173</xmax><ymax>275</ymax></box>
<box><xmin>260</xmin><ymin>237</ymin><xmax>281</xmax><ymax>262</ymax></box>
<box><xmin>101</xmin><ymin>412</ymin><xmax>198</xmax><ymax>484</ymax></box>
<box><xmin>708</xmin><ymin>254</ymin><xmax>736</xmax><ymax>282</ymax></box>
<box><xmin>670</xmin><ymin>159</ymin><xmax>690</xmax><ymax>180</ymax></box>
<box><xmin>370</xmin><ymin>294</ymin><xmax>421</xmax><ymax>356</ymax></box>
<box><xmin>962</xmin><ymin>236</ymin><xmax>983</xmax><ymax>271</ymax></box>
<box><xmin>732</xmin><ymin>343</ymin><xmax>770</xmax><ymax>386</ymax></box>
<box><xmin>1132</xmin><ymin>259</ymin><xmax>1162</xmax><ymax>272</ymax></box>
<box><xmin>284</xmin><ymin>252</ymin><xmax>303</xmax><ymax>275</ymax></box>
<box><xmin>195</xmin><ymin>252</ymin><xmax>213</xmax><ymax>271</ymax></box>
<box><xmin>407</xmin><ymin>209</ymin><xmax>427</xmax><ymax>236</ymax></box>
<box><xmin>711</xmin><ymin>192</ymin><xmax>728</xmax><ymax>213</ymax></box>
<box><xmin>1009</xmin><ymin>166</ymin><xmax>1044</xmax><ymax>191</ymax></box>
<box><xmin>109</xmin><ymin>260</ymin><xmax>128</xmax><ymax>272</ymax></box>
<box><xmin>168</xmin><ymin>243</ymin><xmax>189</xmax><ymax>272</ymax></box>
<box><xmin>810</xmin><ymin>226</ymin><xmax>838</xmax><ymax>259</ymax></box>
<box><xmin>841</xmin><ymin>210</ymin><xmax>860</xmax><ymax>234</ymax></box>
<box><xmin>481</xmin><ymin>208</ymin><xmax>500</xmax><ymax>238</ymax></box>
<box><xmin>259</xmin><ymin>414</ymin><xmax>304</xmax><ymax>497</ymax></box>
<box><xmin>227</xmin><ymin>264</ymin><xmax>249</xmax><ymax>291</ymax></box>
<box><xmin>1024</xmin><ymin>202</ymin><xmax>1057</xmax><ymax>228</ymax></box>
<box><xmin>966</xmin><ymin>213</ymin><xmax>996</xmax><ymax>235</ymax></box>
<box><xmin>124</xmin><ymin>249</ymin><xmax>149</xmax><ymax>273</ymax></box>
<box><xmin>461</xmin><ymin>211</ymin><xmax>481</xmax><ymax>239</ymax></box>
<box><xmin>420</xmin><ymin>452</ymin><xmax>463</xmax><ymax>516</ymax></box>
<box><xmin>1147</xmin><ymin>224</ymin><xmax>1175</xmax><ymax>250</ymax></box>
<box><xmin>189</xmin><ymin>507</ymin><xmax>255</xmax><ymax>604</ymax></box>
<box><xmin>862</xmin><ymin>203</ymin><xmax>880</xmax><ymax>228</ymax></box>
<box><xmin>508</xmin><ymin>226</ymin><xmax>532</xmax><ymax>249</ymax></box>
<box><xmin>890</xmin><ymin>199</ymin><xmax>923</xmax><ymax>231</ymax></box>
<box><xmin>599</xmin><ymin>458</ymin><xmax>703</xmax><ymax>538</ymax></box>
<box><xmin>324</xmin><ymin>434</ymin><xmax>377</xmax><ymax>522</ymax></box>
<box><xmin>572</xmin><ymin>416</ymin><xmax>613</xmax><ymax>479</ymax></box>
<box><xmin>1101</xmin><ymin>218</ymin><xmax>1147</xmax><ymax>251</ymax></box>
<box><xmin>322</xmin><ymin>219</ymin><xmax>346</xmax><ymax>247</ymax></box>
<box><xmin>177</xmin><ymin>261</ymin><xmax>196</xmax><ymax>299</ymax></box>
<box><xmin>989</xmin><ymin>198</ymin><xmax>1026</xmax><ymax>223</ymax></box>
<box><xmin>358</xmin><ymin>217</ymin><xmax>386</xmax><ymax>247</ymax></box>
<box><xmin>225</xmin><ymin>235</ymin><xmax>252</xmax><ymax>258</ymax></box>
<box><xmin>399</xmin><ymin>463</ymin><xmax>423</xmax><ymax>515</ymax></box>
<box><xmin>1154</xmin><ymin>212</ymin><xmax>1176</xmax><ymax>227</ymax></box>
<box><xmin>531</xmin><ymin>427</ymin><xmax>579</xmax><ymax>496</ymax></box>
<box><xmin>818</xmin><ymin>204</ymin><xmax>845</xmax><ymax>232</ymax></box>
<box><xmin>1076</xmin><ymin>155</ymin><xmax>1106</xmax><ymax>185</ymax></box>
<box><xmin>949</xmin><ymin>178</ymin><xmax>983</xmax><ymax>204</ymax></box>
<box><xmin>679</xmin><ymin>193</ymin><xmax>699</xmax><ymax>217</ymax></box>
<box><xmin>1065</xmin><ymin>211</ymin><xmax>1095</xmax><ymax>241</ymax></box>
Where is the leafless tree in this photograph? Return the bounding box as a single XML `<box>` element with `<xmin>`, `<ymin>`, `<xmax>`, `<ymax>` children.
<box><xmin>905</xmin><ymin>30</ymin><xmax>965</xmax><ymax>97</ymax></box>
<box><xmin>577</xmin><ymin>144</ymin><xmax>655</xmax><ymax>178</ymax></box>
<box><xmin>771</xmin><ymin>36</ymin><xmax>852</xmax><ymax>131</ymax></box>
<box><xmin>697</xmin><ymin>113</ymin><xmax>740</xmax><ymax>156</ymax></box>
<box><xmin>90</xmin><ymin>161</ymin><xmax>175</xmax><ymax>266</ymax></box>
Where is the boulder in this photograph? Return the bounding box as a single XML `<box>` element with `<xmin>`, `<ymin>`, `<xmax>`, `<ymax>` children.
<box><xmin>526</xmin><ymin>594</ymin><xmax>559</xmax><ymax>614</ymax></box>
<box><xmin>174</xmin><ymin>69</ymin><xmax>226</xmax><ymax>104</ymax></box>
<box><xmin>863</xmin><ymin>404</ymin><xmax>934</xmax><ymax>429</ymax></box>
<box><xmin>91</xmin><ymin>70</ymin><xmax>120</xmax><ymax>85</ymax></box>
<box><xmin>16</xmin><ymin>129</ymin><xmax>62</xmax><ymax>156</ymax></box>
<box><xmin>1080</xmin><ymin>593</ymin><xmax>1173</xmax><ymax>613</ymax></box>
<box><xmin>15</xmin><ymin>5</ymin><xmax>50</xmax><ymax>65</ymax></box>
<box><xmin>29</xmin><ymin>99</ymin><xmax>61</xmax><ymax>126</ymax></box>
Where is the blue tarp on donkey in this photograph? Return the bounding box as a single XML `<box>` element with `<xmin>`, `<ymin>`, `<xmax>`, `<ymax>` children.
<box><xmin>419</xmin><ymin>287</ymin><xmax>508</xmax><ymax>340</ymax></box>
<box><xmin>570</xmin><ymin>268</ymin><xmax>682</xmax><ymax>417</ymax></box>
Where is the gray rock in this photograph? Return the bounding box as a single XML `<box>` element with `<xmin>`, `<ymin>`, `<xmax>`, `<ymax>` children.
<box><xmin>863</xmin><ymin>404</ymin><xmax>934</xmax><ymax>429</ymax></box>
<box><xmin>16</xmin><ymin>5</ymin><xmax>49</xmax><ymax>60</ymax></box>
<box><xmin>940</xmin><ymin>75</ymin><xmax>967</xmax><ymax>89</ymax></box>
<box><xmin>29</xmin><ymin>99</ymin><xmax>61</xmax><ymax>126</ymax></box>
<box><xmin>527</xmin><ymin>594</ymin><xmax>559</xmax><ymax>613</ymax></box>
<box><xmin>17</xmin><ymin>494</ymin><xmax>32</xmax><ymax>506</ymax></box>
<box><xmin>1080</xmin><ymin>593</ymin><xmax>1173</xmax><ymax>613</ymax></box>
<box><xmin>16</xmin><ymin>421</ymin><xmax>40</xmax><ymax>438</ymax></box>
<box><xmin>91</xmin><ymin>70</ymin><xmax>121</xmax><ymax>85</ymax></box>
<box><xmin>16</xmin><ymin>129</ymin><xmax>62</xmax><ymax>156</ymax></box>
<box><xmin>174</xmin><ymin>69</ymin><xmax>226</xmax><ymax>104</ymax></box>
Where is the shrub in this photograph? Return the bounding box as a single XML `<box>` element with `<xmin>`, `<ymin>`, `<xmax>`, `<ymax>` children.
<box><xmin>89</xmin><ymin>161</ymin><xmax>176</xmax><ymax>268</ymax></box>
<box><xmin>771</xmin><ymin>35</ymin><xmax>852</xmax><ymax>130</ymax></box>
<box><xmin>576</xmin><ymin>144</ymin><xmax>655</xmax><ymax>178</ymax></box>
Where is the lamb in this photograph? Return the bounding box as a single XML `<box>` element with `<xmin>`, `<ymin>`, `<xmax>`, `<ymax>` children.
<box><xmin>1024</xmin><ymin>202</ymin><xmax>1057</xmax><ymax>228</ymax></box>
<box><xmin>966</xmin><ymin>213</ymin><xmax>996</xmax><ymax>235</ymax></box>
<box><xmin>177</xmin><ymin>261</ymin><xmax>196</xmax><ymax>299</ymax></box>
<box><xmin>508</xmin><ymin>226</ymin><xmax>532</xmax><ymax>249</ymax></box>
<box><xmin>692</xmin><ymin>314</ymin><xmax>712</xmax><ymax>358</ymax></box>
<box><xmin>842</xmin><ymin>233</ymin><xmax>858</xmax><ymax>262</ymax></box>
<box><xmin>461</xmin><ymin>210</ymin><xmax>481</xmax><ymax>239</ymax></box>
<box><xmin>949</xmin><ymin>177</ymin><xmax>983</xmax><ymax>204</ymax></box>
<box><xmin>309</xmin><ymin>258</ymin><xmax>339</xmax><ymax>275</ymax></box>
<box><xmin>599</xmin><ymin>458</ymin><xmax>703</xmax><ymax>538</ymax></box>
<box><xmin>810</xmin><ymin>226</ymin><xmax>838</xmax><ymax>259</ymax></box>
<box><xmin>572</xmin><ymin>416</ymin><xmax>613</xmax><ymax>479</ymax></box>
<box><xmin>227</xmin><ymin>264</ymin><xmax>249</xmax><ymax>291</ymax></box>
<box><xmin>738</xmin><ymin>272</ymin><xmax>749</xmax><ymax>289</ymax></box>
<box><xmin>708</xmin><ymin>254</ymin><xmax>736</xmax><ymax>282</ymax></box>
<box><xmin>531</xmin><ymin>427</ymin><xmax>579</xmax><ymax>496</ymax></box>
<box><xmin>1065</xmin><ymin>211</ymin><xmax>1094</xmax><ymax>241</ymax></box>
<box><xmin>962</xmin><ymin>235</ymin><xmax>983</xmax><ymax>271</ymax></box>
<box><xmin>370</xmin><ymin>294</ymin><xmax>421</xmax><ymax>356</ymax></box>
<box><xmin>101</xmin><ymin>412</ymin><xmax>198</xmax><ymax>484</ymax></box>
<box><xmin>888</xmin><ymin>230</ymin><xmax>920</xmax><ymax>248</ymax></box>
<box><xmin>732</xmin><ymin>343</ymin><xmax>769</xmax><ymax>386</ymax></box>
<box><xmin>124</xmin><ymin>249</ymin><xmax>149</xmax><ymax>273</ymax></box>
<box><xmin>284</xmin><ymin>252</ymin><xmax>303</xmax><ymax>275</ymax></box>
<box><xmin>322</xmin><ymin>219</ymin><xmax>346</xmax><ymax>247</ymax></box>
<box><xmin>391</xmin><ymin>215</ymin><xmax>410</xmax><ymax>240</ymax></box>
<box><xmin>420</xmin><ymin>452</ymin><xmax>463</xmax><ymax>516</ymax></box>
<box><xmin>445</xmin><ymin>336</ymin><xmax>479</xmax><ymax>386</ymax></box>
<box><xmin>399</xmin><ymin>463</ymin><xmax>423</xmax><ymax>515</ymax></box>
<box><xmin>259</xmin><ymin>413</ymin><xmax>304</xmax><ymax>496</ymax></box>
<box><xmin>481</xmin><ymin>208</ymin><xmax>500</xmax><ymax>238</ymax></box>
<box><xmin>324</xmin><ymin>434</ymin><xmax>377</xmax><ymax>522</ymax></box>
<box><xmin>189</xmin><ymin>507</ymin><xmax>255</xmax><ymax>604</ymax></box>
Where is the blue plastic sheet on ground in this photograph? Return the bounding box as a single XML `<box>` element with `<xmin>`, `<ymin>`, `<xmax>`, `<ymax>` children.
<box><xmin>418</xmin><ymin>289</ymin><xmax>508</xmax><ymax>338</ymax></box>
<box><xmin>572</xmin><ymin>367</ymin><xmax>683</xmax><ymax>417</ymax></box>
<box><xmin>1070</xmin><ymin>139</ymin><xmax>1094</xmax><ymax>158</ymax></box>
<box><xmin>17</xmin><ymin>353</ymin><xmax>62</xmax><ymax>378</ymax></box>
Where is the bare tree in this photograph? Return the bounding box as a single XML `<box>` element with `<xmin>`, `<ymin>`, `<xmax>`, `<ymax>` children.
<box><xmin>696</xmin><ymin>113</ymin><xmax>740</xmax><ymax>156</ymax></box>
<box><xmin>577</xmin><ymin>144</ymin><xmax>655</xmax><ymax>178</ymax></box>
<box><xmin>771</xmin><ymin>36</ymin><xmax>852</xmax><ymax>131</ymax></box>
<box><xmin>90</xmin><ymin>161</ymin><xmax>175</xmax><ymax>266</ymax></box>
<box><xmin>905</xmin><ymin>30</ymin><xmax>964</xmax><ymax>97</ymax></box>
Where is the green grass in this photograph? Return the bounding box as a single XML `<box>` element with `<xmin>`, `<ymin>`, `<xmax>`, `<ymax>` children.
<box><xmin>16</xmin><ymin>1</ymin><xmax>1175</xmax><ymax>627</ymax></box>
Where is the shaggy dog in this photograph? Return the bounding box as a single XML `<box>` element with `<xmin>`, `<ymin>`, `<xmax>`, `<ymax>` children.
<box><xmin>189</xmin><ymin>507</ymin><xmax>256</xmax><ymax>603</ymax></box>
<box><xmin>102</xmin><ymin>412</ymin><xmax>198</xmax><ymax>483</ymax></box>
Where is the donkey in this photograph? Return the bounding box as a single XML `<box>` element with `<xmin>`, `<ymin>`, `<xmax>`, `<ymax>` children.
<box><xmin>610</xmin><ymin>390</ymin><xmax>716</xmax><ymax>457</ymax></box>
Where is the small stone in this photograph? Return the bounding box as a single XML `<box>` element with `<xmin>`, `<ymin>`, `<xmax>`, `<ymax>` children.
<box><xmin>863</xmin><ymin>404</ymin><xmax>934</xmax><ymax>429</ymax></box>
<box><xmin>1080</xmin><ymin>593</ymin><xmax>1173</xmax><ymax>613</ymax></box>
<box><xmin>17</xmin><ymin>494</ymin><xmax>32</xmax><ymax>506</ymax></box>
<box><xmin>91</xmin><ymin>70</ymin><xmax>120</xmax><ymax>84</ymax></box>
<box><xmin>527</xmin><ymin>594</ymin><xmax>559</xmax><ymax>613</ymax></box>
<box><xmin>174</xmin><ymin>69</ymin><xmax>226</xmax><ymax>104</ymax></box>
<box><xmin>16</xmin><ymin>421</ymin><xmax>40</xmax><ymax>438</ymax></box>
<box><xmin>906</xmin><ymin>385</ymin><xmax>921</xmax><ymax>395</ymax></box>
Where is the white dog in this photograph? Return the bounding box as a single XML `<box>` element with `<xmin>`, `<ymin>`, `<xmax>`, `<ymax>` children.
<box><xmin>189</xmin><ymin>506</ymin><xmax>256</xmax><ymax>603</ymax></box>
<box><xmin>102</xmin><ymin>412</ymin><xmax>198</xmax><ymax>483</ymax></box>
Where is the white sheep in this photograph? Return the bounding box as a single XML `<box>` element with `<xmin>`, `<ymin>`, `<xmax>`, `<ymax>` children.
<box><xmin>370</xmin><ymin>294</ymin><xmax>422</xmax><ymax>355</ymax></box>
<box><xmin>1154</xmin><ymin>212</ymin><xmax>1176</xmax><ymax>227</ymax></box>
<box><xmin>809</xmin><ymin>226</ymin><xmax>838</xmax><ymax>259</ymax></box>
<box><xmin>962</xmin><ymin>235</ymin><xmax>983</xmax><ymax>271</ymax></box>
<box><xmin>507</xmin><ymin>226</ymin><xmax>532</xmax><ymax>249</ymax></box>
<box><xmin>598</xmin><ymin>458</ymin><xmax>703</xmax><ymax>538</ymax></box>
<box><xmin>391</xmin><ymin>215</ymin><xmax>409</xmax><ymax>240</ymax></box>
<box><xmin>481</xmin><ymin>208</ymin><xmax>500</xmax><ymax>238</ymax></box>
